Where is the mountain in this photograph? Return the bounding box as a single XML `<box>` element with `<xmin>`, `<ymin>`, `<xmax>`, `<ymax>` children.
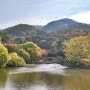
<box><xmin>42</xmin><ymin>18</ymin><xmax>79</xmax><ymax>32</ymax></box>
<box><xmin>3</xmin><ymin>24</ymin><xmax>46</xmax><ymax>37</ymax></box>
<box><xmin>50</xmin><ymin>23</ymin><xmax>90</xmax><ymax>40</ymax></box>
<box><xmin>34</xmin><ymin>25</ymin><xmax>43</xmax><ymax>29</ymax></box>
<box><xmin>1</xmin><ymin>18</ymin><xmax>90</xmax><ymax>51</ymax></box>
<box><xmin>2</xmin><ymin>19</ymin><xmax>90</xmax><ymax>40</ymax></box>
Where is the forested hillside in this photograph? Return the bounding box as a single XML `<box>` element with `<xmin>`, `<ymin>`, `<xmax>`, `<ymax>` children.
<box><xmin>50</xmin><ymin>23</ymin><xmax>90</xmax><ymax>40</ymax></box>
<box><xmin>4</xmin><ymin>24</ymin><xmax>47</xmax><ymax>37</ymax></box>
<box><xmin>0</xmin><ymin>18</ymin><xmax>90</xmax><ymax>58</ymax></box>
<box><xmin>42</xmin><ymin>18</ymin><xmax>79</xmax><ymax>32</ymax></box>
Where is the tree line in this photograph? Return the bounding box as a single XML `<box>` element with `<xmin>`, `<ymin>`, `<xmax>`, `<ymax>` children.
<box><xmin>0</xmin><ymin>38</ymin><xmax>42</xmax><ymax>67</ymax></box>
<box><xmin>0</xmin><ymin>32</ymin><xmax>90</xmax><ymax>68</ymax></box>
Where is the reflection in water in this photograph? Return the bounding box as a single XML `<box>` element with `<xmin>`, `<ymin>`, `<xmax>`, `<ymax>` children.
<box><xmin>35</xmin><ymin>64</ymin><xmax>67</xmax><ymax>75</ymax></box>
<box><xmin>9</xmin><ymin>64</ymin><xmax>67</xmax><ymax>75</ymax></box>
<box><xmin>0</xmin><ymin>68</ymin><xmax>9</xmax><ymax>89</ymax></box>
<box><xmin>0</xmin><ymin>64</ymin><xmax>90</xmax><ymax>90</ymax></box>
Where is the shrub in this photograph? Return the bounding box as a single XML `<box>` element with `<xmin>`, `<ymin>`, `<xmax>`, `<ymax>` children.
<box><xmin>17</xmin><ymin>48</ymin><xmax>30</xmax><ymax>63</ymax></box>
<box><xmin>5</xmin><ymin>44</ymin><xmax>20</xmax><ymax>53</ymax></box>
<box><xmin>7</xmin><ymin>52</ymin><xmax>26</xmax><ymax>67</ymax></box>
<box><xmin>80</xmin><ymin>59</ymin><xmax>90</xmax><ymax>66</ymax></box>
<box><xmin>0</xmin><ymin>43</ymin><xmax>8</xmax><ymax>67</ymax></box>
<box><xmin>20</xmin><ymin>42</ymin><xmax>42</xmax><ymax>63</ymax></box>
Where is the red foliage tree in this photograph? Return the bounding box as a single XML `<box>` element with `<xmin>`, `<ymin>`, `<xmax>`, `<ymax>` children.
<box><xmin>41</xmin><ymin>49</ymin><xmax>52</xmax><ymax>57</ymax></box>
<box><xmin>5</xmin><ymin>44</ymin><xmax>20</xmax><ymax>53</ymax></box>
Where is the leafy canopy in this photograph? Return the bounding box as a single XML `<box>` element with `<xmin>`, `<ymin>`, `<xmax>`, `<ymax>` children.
<box><xmin>20</xmin><ymin>42</ymin><xmax>42</xmax><ymax>63</ymax></box>
<box><xmin>64</xmin><ymin>34</ymin><xmax>90</xmax><ymax>66</ymax></box>
<box><xmin>7</xmin><ymin>52</ymin><xmax>26</xmax><ymax>67</ymax></box>
<box><xmin>0</xmin><ymin>43</ymin><xmax>8</xmax><ymax>67</ymax></box>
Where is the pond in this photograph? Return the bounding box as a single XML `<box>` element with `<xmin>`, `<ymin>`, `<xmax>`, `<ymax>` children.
<box><xmin>0</xmin><ymin>64</ymin><xmax>90</xmax><ymax>90</ymax></box>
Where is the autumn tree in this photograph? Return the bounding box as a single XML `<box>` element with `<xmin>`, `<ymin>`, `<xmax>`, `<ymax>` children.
<box><xmin>20</xmin><ymin>42</ymin><xmax>42</xmax><ymax>63</ymax></box>
<box><xmin>64</xmin><ymin>34</ymin><xmax>90</xmax><ymax>66</ymax></box>
<box><xmin>40</xmin><ymin>49</ymin><xmax>49</xmax><ymax>57</ymax></box>
<box><xmin>5</xmin><ymin>44</ymin><xmax>20</xmax><ymax>53</ymax></box>
<box><xmin>17</xmin><ymin>48</ymin><xmax>30</xmax><ymax>63</ymax></box>
<box><xmin>7</xmin><ymin>52</ymin><xmax>26</xmax><ymax>67</ymax></box>
<box><xmin>0</xmin><ymin>43</ymin><xmax>8</xmax><ymax>67</ymax></box>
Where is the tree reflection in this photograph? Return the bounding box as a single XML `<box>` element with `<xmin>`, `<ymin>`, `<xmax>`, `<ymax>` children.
<box><xmin>9</xmin><ymin>72</ymin><xmax>42</xmax><ymax>89</ymax></box>
<box><xmin>7</xmin><ymin>68</ymin><xmax>90</xmax><ymax>90</ymax></box>
<box><xmin>0</xmin><ymin>68</ymin><xmax>9</xmax><ymax>88</ymax></box>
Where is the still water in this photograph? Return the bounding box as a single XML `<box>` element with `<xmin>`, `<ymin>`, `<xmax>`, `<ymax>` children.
<box><xmin>0</xmin><ymin>64</ymin><xmax>90</xmax><ymax>90</ymax></box>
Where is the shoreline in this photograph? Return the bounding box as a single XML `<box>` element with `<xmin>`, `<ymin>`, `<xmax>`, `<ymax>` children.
<box><xmin>25</xmin><ymin>63</ymin><xmax>90</xmax><ymax>69</ymax></box>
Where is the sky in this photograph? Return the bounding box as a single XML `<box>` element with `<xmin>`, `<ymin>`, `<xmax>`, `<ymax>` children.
<box><xmin>0</xmin><ymin>0</ymin><xmax>90</xmax><ymax>29</ymax></box>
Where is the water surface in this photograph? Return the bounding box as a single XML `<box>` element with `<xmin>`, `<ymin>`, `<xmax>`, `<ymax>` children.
<box><xmin>0</xmin><ymin>64</ymin><xmax>90</xmax><ymax>90</ymax></box>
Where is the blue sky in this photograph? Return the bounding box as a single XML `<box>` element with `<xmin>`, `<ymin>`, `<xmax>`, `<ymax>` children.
<box><xmin>0</xmin><ymin>0</ymin><xmax>90</xmax><ymax>29</ymax></box>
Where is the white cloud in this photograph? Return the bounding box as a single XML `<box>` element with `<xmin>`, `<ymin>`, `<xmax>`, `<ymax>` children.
<box><xmin>0</xmin><ymin>17</ymin><xmax>53</xmax><ymax>29</ymax></box>
<box><xmin>1</xmin><ymin>11</ymin><xmax>90</xmax><ymax>29</ymax></box>
<box><xmin>70</xmin><ymin>11</ymin><xmax>90</xmax><ymax>24</ymax></box>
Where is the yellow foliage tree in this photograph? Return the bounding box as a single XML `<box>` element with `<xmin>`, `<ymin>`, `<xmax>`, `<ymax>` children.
<box><xmin>0</xmin><ymin>43</ymin><xmax>8</xmax><ymax>67</ymax></box>
<box><xmin>64</xmin><ymin>34</ymin><xmax>90</xmax><ymax>66</ymax></box>
<box><xmin>7</xmin><ymin>52</ymin><xmax>26</xmax><ymax>67</ymax></box>
<box><xmin>20</xmin><ymin>42</ymin><xmax>42</xmax><ymax>63</ymax></box>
